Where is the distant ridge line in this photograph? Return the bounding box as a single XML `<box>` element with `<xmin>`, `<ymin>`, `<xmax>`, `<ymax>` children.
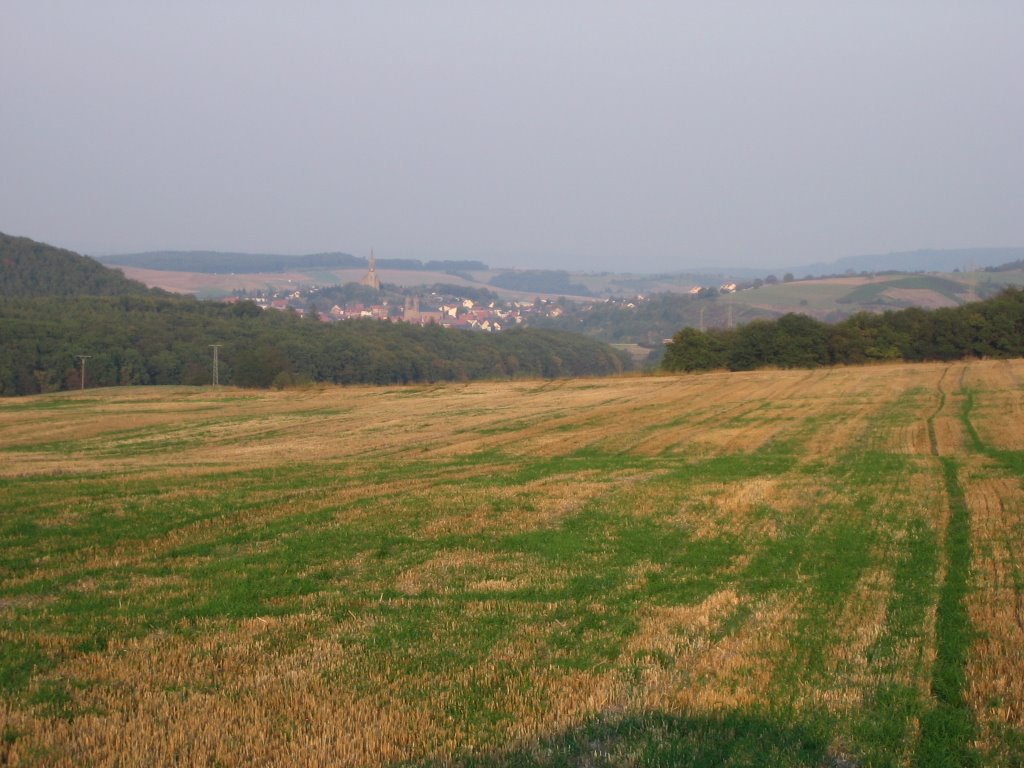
<box><xmin>689</xmin><ymin>247</ymin><xmax>1024</xmax><ymax>280</ymax></box>
<box><xmin>97</xmin><ymin>250</ymin><xmax>490</xmax><ymax>274</ymax></box>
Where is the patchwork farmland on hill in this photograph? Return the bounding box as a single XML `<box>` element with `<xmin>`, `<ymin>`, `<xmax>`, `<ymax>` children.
<box><xmin>1</xmin><ymin>361</ymin><xmax>1023</xmax><ymax>765</ymax></box>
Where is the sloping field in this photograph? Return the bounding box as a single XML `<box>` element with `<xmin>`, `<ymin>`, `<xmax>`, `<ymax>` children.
<box><xmin>1</xmin><ymin>362</ymin><xmax>1022</xmax><ymax>766</ymax></box>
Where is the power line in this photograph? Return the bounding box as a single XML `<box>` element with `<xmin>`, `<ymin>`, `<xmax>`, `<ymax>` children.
<box><xmin>76</xmin><ymin>355</ymin><xmax>91</xmax><ymax>390</ymax></box>
<box><xmin>209</xmin><ymin>344</ymin><xmax>222</xmax><ymax>386</ymax></box>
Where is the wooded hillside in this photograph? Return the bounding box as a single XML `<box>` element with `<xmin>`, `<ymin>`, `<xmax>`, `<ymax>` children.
<box><xmin>0</xmin><ymin>233</ymin><xmax>153</xmax><ymax>297</ymax></box>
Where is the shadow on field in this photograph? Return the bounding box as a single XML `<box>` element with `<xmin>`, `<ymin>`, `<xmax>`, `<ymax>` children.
<box><xmin>408</xmin><ymin>711</ymin><xmax>841</xmax><ymax>767</ymax></box>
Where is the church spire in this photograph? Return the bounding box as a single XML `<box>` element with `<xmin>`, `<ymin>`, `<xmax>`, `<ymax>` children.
<box><xmin>361</xmin><ymin>248</ymin><xmax>381</xmax><ymax>290</ymax></box>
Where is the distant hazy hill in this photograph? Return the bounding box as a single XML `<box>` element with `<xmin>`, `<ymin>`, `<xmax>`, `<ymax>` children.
<box><xmin>99</xmin><ymin>250</ymin><xmax>489</xmax><ymax>274</ymax></box>
<box><xmin>0</xmin><ymin>232</ymin><xmax>153</xmax><ymax>297</ymax></box>
<box><xmin>97</xmin><ymin>250</ymin><xmax>364</xmax><ymax>274</ymax></box>
<box><xmin>489</xmin><ymin>269</ymin><xmax>592</xmax><ymax>296</ymax></box>
<box><xmin>792</xmin><ymin>247</ymin><xmax>1024</xmax><ymax>277</ymax></box>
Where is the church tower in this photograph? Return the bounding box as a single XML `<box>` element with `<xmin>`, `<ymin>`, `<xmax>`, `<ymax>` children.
<box><xmin>361</xmin><ymin>249</ymin><xmax>380</xmax><ymax>290</ymax></box>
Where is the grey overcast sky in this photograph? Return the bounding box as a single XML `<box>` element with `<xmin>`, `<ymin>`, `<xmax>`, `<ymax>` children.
<box><xmin>2</xmin><ymin>2</ymin><xmax>1022</xmax><ymax>272</ymax></box>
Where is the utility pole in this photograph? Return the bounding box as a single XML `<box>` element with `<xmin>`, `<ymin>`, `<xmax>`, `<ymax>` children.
<box><xmin>209</xmin><ymin>344</ymin><xmax>222</xmax><ymax>386</ymax></box>
<box><xmin>76</xmin><ymin>355</ymin><xmax>91</xmax><ymax>390</ymax></box>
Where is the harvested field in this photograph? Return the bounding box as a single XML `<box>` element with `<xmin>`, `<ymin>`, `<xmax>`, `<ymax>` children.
<box><xmin>1</xmin><ymin>360</ymin><xmax>1022</xmax><ymax>765</ymax></box>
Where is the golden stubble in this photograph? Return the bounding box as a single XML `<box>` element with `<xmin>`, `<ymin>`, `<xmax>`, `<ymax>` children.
<box><xmin>819</xmin><ymin>566</ymin><xmax>895</xmax><ymax>708</ymax></box>
<box><xmin>962</xmin><ymin>359</ymin><xmax>1024</xmax><ymax>451</ymax></box>
<box><xmin>4</xmin><ymin>361</ymin><xmax>1024</xmax><ymax>764</ymax></box>
<box><xmin>962</xmin><ymin>471</ymin><xmax>1024</xmax><ymax>754</ymax></box>
<box><xmin>622</xmin><ymin>590</ymin><xmax>798</xmax><ymax>713</ymax></box>
<box><xmin>2</xmin><ymin>363</ymin><xmax>984</xmax><ymax>478</ymax></box>
<box><xmin>394</xmin><ymin>549</ymin><xmax>549</xmax><ymax>597</ymax></box>
<box><xmin>3</xmin><ymin>614</ymin><xmax>452</xmax><ymax>766</ymax></box>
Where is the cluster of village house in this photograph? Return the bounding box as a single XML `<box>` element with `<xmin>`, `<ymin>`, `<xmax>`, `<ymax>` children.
<box><xmin>321</xmin><ymin>296</ymin><xmax>523</xmax><ymax>332</ymax></box>
<box><xmin>231</xmin><ymin>294</ymin><xmax>528</xmax><ymax>332</ymax></box>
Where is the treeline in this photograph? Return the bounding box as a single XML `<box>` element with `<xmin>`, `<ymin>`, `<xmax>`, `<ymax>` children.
<box><xmin>662</xmin><ymin>288</ymin><xmax>1024</xmax><ymax>372</ymax></box>
<box><xmin>0</xmin><ymin>296</ymin><xmax>630</xmax><ymax>396</ymax></box>
<box><xmin>985</xmin><ymin>259</ymin><xmax>1024</xmax><ymax>273</ymax></box>
<box><xmin>0</xmin><ymin>233</ymin><xmax>153</xmax><ymax>297</ymax></box>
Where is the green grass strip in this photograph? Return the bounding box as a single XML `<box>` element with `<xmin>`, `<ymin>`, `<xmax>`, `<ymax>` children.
<box><xmin>959</xmin><ymin>389</ymin><xmax>984</xmax><ymax>454</ymax></box>
<box><xmin>913</xmin><ymin>456</ymin><xmax>977</xmax><ymax>767</ymax></box>
<box><xmin>927</xmin><ymin>389</ymin><xmax>945</xmax><ymax>456</ymax></box>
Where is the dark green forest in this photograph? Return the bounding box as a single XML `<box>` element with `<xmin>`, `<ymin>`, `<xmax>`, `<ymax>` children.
<box><xmin>662</xmin><ymin>288</ymin><xmax>1024</xmax><ymax>372</ymax></box>
<box><xmin>0</xmin><ymin>296</ymin><xmax>630</xmax><ymax>396</ymax></box>
<box><xmin>0</xmin><ymin>234</ymin><xmax>629</xmax><ymax>396</ymax></box>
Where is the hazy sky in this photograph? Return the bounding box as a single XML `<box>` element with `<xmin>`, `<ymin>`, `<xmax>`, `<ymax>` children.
<box><xmin>2</xmin><ymin>2</ymin><xmax>1022</xmax><ymax>272</ymax></box>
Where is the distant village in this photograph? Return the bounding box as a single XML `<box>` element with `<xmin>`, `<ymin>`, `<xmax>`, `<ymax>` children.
<box><xmin>223</xmin><ymin>283</ymin><xmax>752</xmax><ymax>332</ymax></box>
<box><xmin>223</xmin><ymin>255</ymin><xmax>759</xmax><ymax>333</ymax></box>
<box><xmin>225</xmin><ymin>253</ymin><xmax>551</xmax><ymax>332</ymax></box>
<box><xmin>229</xmin><ymin>291</ymin><xmax>534</xmax><ymax>332</ymax></box>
